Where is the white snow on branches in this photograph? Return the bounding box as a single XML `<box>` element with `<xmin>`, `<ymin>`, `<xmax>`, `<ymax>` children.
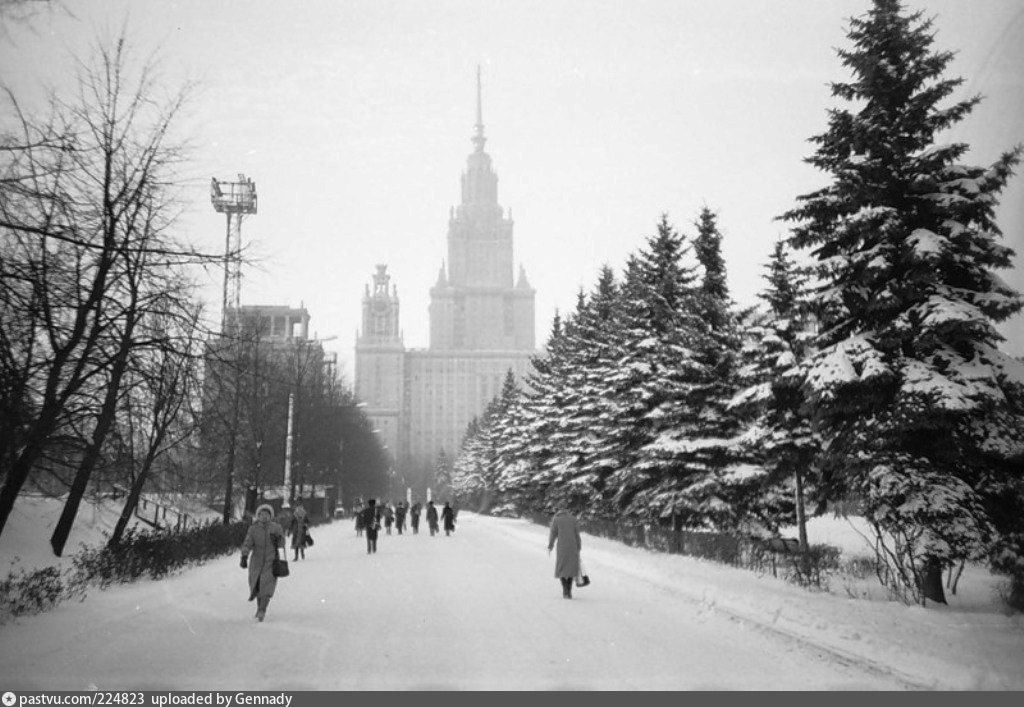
<box><xmin>914</xmin><ymin>295</ymin><xmax>986</xmax><ymax>331</ymax></box>
<box><xmin>906</xmin><ymin>228</ymin><xmax>946</xmax><ymax>259</ymax></box>
<box><xmin>896</xmin><ymin>359</ymin><xmax>977</xmax><ymax>411</ymax></box>
<box><xmin>803</xmin><ymin>335</ymin><xmax>892</xmax><ymax>399</ymax></box>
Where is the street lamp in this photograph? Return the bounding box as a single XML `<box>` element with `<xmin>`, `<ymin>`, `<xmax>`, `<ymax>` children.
<box><xmin>282</xmin><ymin>391</ymin><xmax>295</xmax><ymax>509</ymax></box>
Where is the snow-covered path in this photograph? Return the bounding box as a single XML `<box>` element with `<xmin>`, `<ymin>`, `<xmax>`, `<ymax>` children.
<box><xmin>0</xmin><ymin>512</ymin><xmax>926</xmax><ymax>690</ymax></box>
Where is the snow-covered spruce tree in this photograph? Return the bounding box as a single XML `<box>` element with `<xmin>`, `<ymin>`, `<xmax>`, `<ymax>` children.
<box><xmin>780</xmin><ymin>0</ymin><xmax>1024</xmax><ymax>605</ymax></box>
<box><xmin>491</xmin><ymin>369</ymin><xmax>532</xmax><ymax>515</ymax></box>
<box><xmin>537</xmin><ymin>290</ymin><xmax>594</xmax><ymax>510</ymax></box>
<box><xmin>433</xmin><ymin>449</ymin><xmax>453</xmax><ymax>502</ymax></box>
<box><xmin>496</xmin><ymin>313</ymin><xmax>571</xmax><ymax>511</ymax></box>
<box><xmin>450</xmin><ymin>415</ymin><xmax>487</xmax><ymax>510</ymax></box>
<box><xmin>728</xmin><ymin>238</ymin><xmax>821</xmax><ymax>544</ymax></box>
<box><xmin>482</xmin><ymin>369</ymin><xmax>525</xmax><ymax>515</ymax></box>
<box><xmin>605</xmin><ymin>215</ymin><xmax>709</xmax><ymax>524</ymax></box>
<box><xmin>629</xmin><ymin>209</ymin><xmax>746</xmax><ymax>530</ymax></box>
<box><xmin>539</xmin><ymin>267</ymin><xmax>636</xmax><ymax>516</ymax></box>
<box><xmin>451</xmin><ymin>371</ymin><xmax>523</xmax><ymax>513</ymax></box>
<box><xmin>693</xmin><ymin>206</ymin><xmax>732</xmax><ymax>331</ymax></box>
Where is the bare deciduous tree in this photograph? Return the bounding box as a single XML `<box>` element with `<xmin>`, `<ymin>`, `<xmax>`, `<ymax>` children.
<box><xmin>0</xmin><ymin>30</ymin><xmax>219</xmax><ymax>550</ymax></box>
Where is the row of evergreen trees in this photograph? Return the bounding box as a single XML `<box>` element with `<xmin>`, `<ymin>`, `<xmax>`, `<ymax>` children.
<box><xmin>449</xmin><ymin>0</ymin><xmax>1024</xmax><ymax>607</ymax></box>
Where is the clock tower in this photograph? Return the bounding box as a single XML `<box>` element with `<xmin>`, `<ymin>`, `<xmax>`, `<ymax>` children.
<box><xmin>354</xmin><ymin>264</ymin><xmax>403</xmax><ymax>459</ymax></box>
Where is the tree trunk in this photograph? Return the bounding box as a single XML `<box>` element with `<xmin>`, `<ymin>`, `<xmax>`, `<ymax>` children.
<box><xmin>919</xmin><ymin>556</ymin><xmax>947</xmax><ymax>605</ymax></box>
<box><xmin>0</xmin><ymin>448</ymin><xmax>42</xmax><ymax>541</ymax></box>
<box><xmin>109</xmin><ymin>442</ymin><xmax>161</xmax><ymax>546</ymax></box>
<box><xmin>794</xmin><ymin>465</ymin><xmax>809</xmax><ymax>552</ymax></box>
<box><xmin>51</xmin><ymin>316</ymin><xmax>136</xmax><ymax>556</ymax></box>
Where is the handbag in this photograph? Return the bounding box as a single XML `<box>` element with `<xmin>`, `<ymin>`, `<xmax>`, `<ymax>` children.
<box><xmin>575</xmin><ymin>558</ymin><xmax>590</xmax><ymax>588</ymax></box>
<box><xmin>304</xmin><ymin>531</ymin><xmax>314</xmax><ymax>547</ymax></box>
<box><xmin>272</xmin><ymin>548</ymin><xmax>290</xmax><ymax>578</ymax></box>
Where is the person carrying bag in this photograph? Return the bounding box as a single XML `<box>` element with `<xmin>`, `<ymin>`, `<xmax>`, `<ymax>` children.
<box><xmin>548</xmin><ymin>507</ymin><xmax>583</xmax><ymax>599</ymax></box>
<box><xmin>240</xmin><ymin>504</ymin><xmax>286</xmax><ymax>622</ymax></box>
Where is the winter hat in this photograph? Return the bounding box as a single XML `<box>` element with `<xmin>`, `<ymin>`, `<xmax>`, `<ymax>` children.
<box><xmin>255</xmin><ymin>503</ymin><xmax>275</xmax><ymax>519</ymax></box>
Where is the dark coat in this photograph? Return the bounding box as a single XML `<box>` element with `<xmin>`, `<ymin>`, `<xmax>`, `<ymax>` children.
<box><xmin>242</xmin><ymin>518</ymin><xmax>286</xmax><ymax>599</ymax></box>
<box><xmin>441</xmin><ymin>504</ymin><xmax>455</xmax><ymax>531</ymax></box>
<box><xmin>548</xmin><ymin>510</ymin><xmax>581</xmax><ymax>579</ymax></box>
<box><xmin>426</xmin><ymin>504</ymin><xmax>439</xmax><ymax>528</ymax></box>
<box><xmin>288</xmin><ymin>509</ymin><xmax>309</xmax><ymax>549</ymax></box>
<box><xmin>360</xmin><ymin>505</ymin><xmax>380</xmax><ymax>536</ymax></box>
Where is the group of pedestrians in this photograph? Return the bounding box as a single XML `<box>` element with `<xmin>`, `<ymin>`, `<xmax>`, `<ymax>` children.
<box><xmin>239</xmin><ymin>499</ymin><xmax>586</xmax><ymax>622</ymax></box>
<box><xmin>355</xmin><ymin>498</ymin><xmax>458</xmax><ymax>554</ymax></box>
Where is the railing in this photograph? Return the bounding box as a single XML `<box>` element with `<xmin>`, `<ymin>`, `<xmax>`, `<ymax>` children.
<box><xmin>135</xmin><ymin>496</ymin><xmax>196</xmax><ymax>532</ymax></box>
<box><xmin>530</xmin><ymin>511</ymin><xmax>835</xmax><ymax>587</ymax></box>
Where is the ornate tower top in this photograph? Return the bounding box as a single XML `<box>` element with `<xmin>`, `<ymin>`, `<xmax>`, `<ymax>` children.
<box><xmin>372</xmin><ymin>263</ymin><xmax>391</xmax><ymax>297</ymax></box>
<box><xmin>359</xmin><ymin>264</ymin><xmax>401</xmax><ymax>345</ymax></box>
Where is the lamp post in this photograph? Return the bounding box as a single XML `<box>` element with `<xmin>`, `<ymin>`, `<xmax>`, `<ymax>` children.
<box><xmin>282</xmin><ymin>392</ymin><xmax>294</xmax><ymax>509</ymax></box>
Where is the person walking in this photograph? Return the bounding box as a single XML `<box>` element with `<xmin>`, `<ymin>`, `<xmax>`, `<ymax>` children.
<box><xmin>410</xmin><ymin>502</ymin><xmax>422</xmax><ymax>534</ymax></box>
<box><xmin>288</xmin><ymin>503</ymin><xmax>310</xmax><ymax>561</ymax></box>
<box><xmin>383</xmin><ymin>503</ymin><xmax>394</xmax><ymax>535</ymax></box>
<box><xmin>426</xmin><ymin>500</ymin><xmax>439</xmax><ymax>536</ymax></box>
<box><xmin>240</xmin><ymin>504</ymin><xmax>286</xmax><ymax>621</ymax></box>
<box><xmin>547</xmin><ymin>508</ymin><xmax>582</xmax><ymax>599</ymax></box>
<box><xmin>441</xmin><ymin>501</ymin><xmax>455</xmax><ymax>536</ymax></box>
<box><xmin>360</xmin><ymin>499</ymin><xmax>380</xmax><ymax>554</ymax></box>
<box><xmin>395</xmin><ymin>501</ymin><xmax>407</xmax><ymax>535</ymax></box>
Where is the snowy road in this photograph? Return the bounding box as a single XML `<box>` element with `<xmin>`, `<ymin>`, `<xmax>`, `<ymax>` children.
<box><xmin>0</xmin><ymin>513</ymin><xmax>918</xmax><ymax>690</ymax></box>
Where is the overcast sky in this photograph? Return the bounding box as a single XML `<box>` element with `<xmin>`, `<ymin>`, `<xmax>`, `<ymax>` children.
<box><xmin>2</xmin><ymin>0</ymin><xmax>1022</xmax><ymax>379</ymax></box>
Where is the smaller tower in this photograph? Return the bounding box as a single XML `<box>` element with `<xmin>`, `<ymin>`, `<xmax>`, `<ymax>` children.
<box><xmin>361</xmin><ymin>264</ymin><xmax>402</xmax><ymax>344</ymax></box>
<box><xmin>355</xmin><ymin>265</ymin><xmax>404</xmax><ymax>463</ymax></box>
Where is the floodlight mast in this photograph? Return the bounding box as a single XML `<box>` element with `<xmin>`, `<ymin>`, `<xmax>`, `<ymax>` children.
<box><xmin>211</xmin><ymin>174</ymin><xmax>257</xmax><ymax>333</ymax></box>
<box><xmin>210</xmin><ymin>174</ymin><xmax>257</xmax><ymax>523</ymax></box>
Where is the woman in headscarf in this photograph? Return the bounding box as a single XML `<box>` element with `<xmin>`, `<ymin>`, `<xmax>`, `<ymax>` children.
<box><xmin>547</xmin><ymin>508</ymin><xmax>582</xmax><ymax>599</ymax></box>
<box><xmin>240</xmin><ymin>503</ymin><xmax>286</xmax><ymax>621</ymax></box>
<box><xmin>288</xmin><ymin>503</ymin><xmax>310</xmax><ymax>561</ymax></box>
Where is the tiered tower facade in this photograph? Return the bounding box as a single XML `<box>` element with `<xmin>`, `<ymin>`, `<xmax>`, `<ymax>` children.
<box><xmin>355</xmin><ymin>69</ymin><xmax>537</xmax><ymax>490</ymax></box>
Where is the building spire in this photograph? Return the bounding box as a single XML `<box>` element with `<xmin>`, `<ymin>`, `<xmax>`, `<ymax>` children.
<box><xmin>472</xmin><ymin>65</ymin><xmax>486</xmax><ymax>152</ymax></box>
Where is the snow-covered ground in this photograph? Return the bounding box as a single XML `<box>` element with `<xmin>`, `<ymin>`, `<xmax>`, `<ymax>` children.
<box><xmin>0</xmin><ymin>494</ymin><xmax>219</xmax><ymax>575</ymax></box>
<box><xmin>0</xmin><ymin>498</ymin><xmax>1021</xmax><ymax>690</ymax></box>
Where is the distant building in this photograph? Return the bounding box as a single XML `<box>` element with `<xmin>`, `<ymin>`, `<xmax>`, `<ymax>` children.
<box><xmin>202</xmin><ymin>303</ymin><xmax>338</xmax><ymax>514</ymax></box>
<box><xmin>355</xmin><ymin>70</ymin><xmax>537</xmax><ymax>487</ymax></box>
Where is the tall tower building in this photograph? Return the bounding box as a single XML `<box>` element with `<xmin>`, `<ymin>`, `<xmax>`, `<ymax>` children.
<box><xmin>430</xmin><ymin>68</ymin><xmax>535</xmax><ymax>351</ymax></box>
<box><xmin>354</xmin><ymin>68</ymin><xmax>537</xmax><ymax>491</ymax></box>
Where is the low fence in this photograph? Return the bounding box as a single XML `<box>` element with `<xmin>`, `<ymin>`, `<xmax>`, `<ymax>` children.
<box><xmin>530</xmin><ymin>511</ymin><xmax>840</xmax><ymax>588</ymax></box>
<box><xmin>532</xmin><ymin>512</ymin><xmax>746</xmax><ymax>565</ymax></box>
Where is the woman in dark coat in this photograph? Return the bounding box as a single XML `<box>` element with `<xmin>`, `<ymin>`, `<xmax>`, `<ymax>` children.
<box><xmin>426</xmin><ymin>500</ymin><xmax>439</xmax><ymax>536</ymax></box>
<box><xmin>547</xmin><ymin>509</ymin><xmax>582</xmax><ymax>599</ymax></box>
<box><xmin>288</xmin><ymin>504</ymin><xmax>309</xmax><ymax>560</ymax></box>
<box><xmin>240</xmin><ymin>504</ymin><xmax>286</xmax><ymax>621</ymax></box>
<box><xmin>410</xmin><ymin>502</ymin><xmax>422</xmax><ymax>534</ymax></box>
<box><xmin>441</xmin><ymin>501</ymin><xmax>455</xmax><ymax>536</ymax></box>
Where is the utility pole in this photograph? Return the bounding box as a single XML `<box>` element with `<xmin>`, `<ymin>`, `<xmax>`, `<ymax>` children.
<box><xmin>211</xmin><ymin>174</ymin><xmax>257</xmax><ymax>523</ymax></box>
